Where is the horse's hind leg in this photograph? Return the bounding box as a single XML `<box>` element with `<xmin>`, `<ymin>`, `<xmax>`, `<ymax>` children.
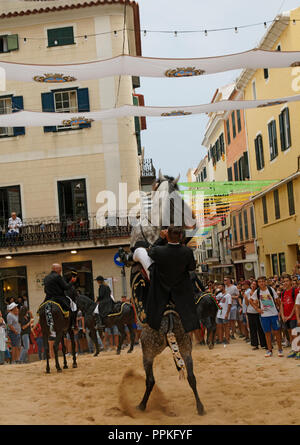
<box><xmin>138</xmin><ymin>357</ymin><xmax>155</xmax><ymax>412</ymax></box>
<box><xmin>53</xmin><ymin>333</ymin><xmax>63</xmax><ymax>373</ymax></box>
<box><xmin>69</xmin><ymin>329</ymin><xmax>77</xmax><ymax>368</ymax></box>
<box><xmin>127</xmin><ymin>324</ymin><xmax>135</xmax><ymax>353</ymax></box>
<box><xmin>61</xmin><ymin>335</ymin><xmax>68</xmax><ymax>369</ymax></box>
<box><xmin>116</xmin><ymin>325</ymin><xmax>125</xmax><ymax>355</ymax></box>
<box><xmin>43</xmin><ymin>334</ymin><xmax>50</xmax><ymax>374</ymax></box>
<box><xmin>182</xmin><ymin>350</ymin><xmax>205</xmax><ymax>415</ymax></box>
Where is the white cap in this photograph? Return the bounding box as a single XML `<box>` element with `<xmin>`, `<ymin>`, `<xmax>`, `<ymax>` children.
<box><xmin>7</xmin><ymin>302</ymin><xmax>18</xmax><ymax>311</ymax></box>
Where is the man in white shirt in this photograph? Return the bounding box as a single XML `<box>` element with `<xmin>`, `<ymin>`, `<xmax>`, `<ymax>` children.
<box><xmin>216</xmin><ymin>283</ymin><xmax>232</xmax><ymax>344</ymax></box>
<box><xmin>250</xmin><ymin>276</ymin><xmax>283</xmax><ymax>358</ymax></box>
<box><xmin>6</xmin><ymin>212</ymin><xmax>22</xmax><ymax>240</ymax></box>
<box><xmin>224</xmin><ymin>276</ymin><xmax>239</xmax><ymax>339</ymax></box>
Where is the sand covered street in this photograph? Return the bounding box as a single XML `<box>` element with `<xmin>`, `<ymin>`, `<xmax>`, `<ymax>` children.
<box><xmin>0</xmin><ymin>339</ymin><xmax>299</xmax><ymax>425</ymax></box>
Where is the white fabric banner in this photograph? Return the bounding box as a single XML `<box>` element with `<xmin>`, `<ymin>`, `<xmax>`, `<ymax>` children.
<box><xmin>1</xmin><ymin>49</ymin><xmax>300</xmax><ymax>81</ymax></box>
<box><xmin>1</xmin><ymin>94</ymin><xmax>300</xmax><ymax>126</ymax></box>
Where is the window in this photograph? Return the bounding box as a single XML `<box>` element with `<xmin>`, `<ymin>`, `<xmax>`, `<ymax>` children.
<box><xmin>262</xmin><ymin>196</ymin><xmax>268</xmax><ymax>224</ymax></box>
<box><xmin>226</xmin><ymin>119</ymin><xmax>231</xmax><ymax>145</ymax></box>
<box><xmin>287</xmin><ymin>181</ymin><xmax>295</xmax><ymax>216</ymax></box>
<box><xmin>232</xmin><ymin>215</ymin><xmax>237</xmax><ymax>243</ymax></box>
<box><xmin>0</xmin><ymin>95</ymin><xmax>25</xmax><ymax>137</ymax></box>
<box><xmin>231</xmin><ymin>112</ymin><xmax>236</xmax><ymax>138</ymax></box>
<box><xmin>0</xmin><ymin>34</ymin><xmax>19</xmax><ymax>53</ymax></box>
<box><xmin>279</xmin><ymin>253</ymin><xmax>286</xmax><ymax>274</ymax></box>
<box><xmin>263</xmin><ymin>68</ymin><xmax>269</xmax><ymax>80</ymax></box>
<box><xmin>57</xmin><ymin>179</ymin><xmax>88</xmax><ymax>222</ymax></box>
<box><xmin>252</xmin><ymin>81</ymin><xmax>257</xmax><ymax>100</ymax></box>
<box><xmin>243</xmin><ymin>210</ymin><xmax>249</xmax><ymax>240</ymax></box>
<box><xmin>272</xmin><ymin>254</ymin><xmax>279</xmax><ymax>276</ymax></box>
<box><xmin>227</xmin><ymin>167</ymin><xmax>233</xmax><ymax>181</ymax></box>
<box><xmin>277</xmin><ymin>45</ymin><xmax>281</xmax><ymax>51</ymax></box>
<box><xmin>273</xmin><ymin>189</ymin><xmax>280</xmax><ymax>220</ymax></box>
<box><xmin>239</xmin><ymin>213</ymin><xmax>243</xmax><ymax>242</ymax></box>
<box><xmin>268</xmin><ymin>120</ymin><xmax>278</xmax><ymax>161</ymax></box>
<box><xmin>215</xmin><ymin>139</ymin><xmax>220</xmax><ymax>162</ymax></box>
<box><xmin>279</xmin><ymin>108</ymin><xmax>291</xmax><ymax>151</ymax></box>
<box><xmin>0</xmin><ymin>185</ymin><xmax>22</xmax><ymax>229</ymax></box>
<box><xmin>238</xmin><ymin>157</ymin><xmax>244</xmax><ymax>181</ymax></box>
<box><xmin>250</xmin><ymin>206</ymin><xmax>256</xmax><ymax>238</ymax></box>
<box><xmin>237</xmin><ymin>110</ymin><xmax>242</xmax><ymax>133</ymax></box>
<box><xmin>243</xmin><ymin>151</ymin><xmax>250</xmax><ymax>179</ymax></box>
<box><xmin>0</xmin><ymin>266</ymin><xmax>28</xmax><ymax>317</ymax></box>
<box><xmin>47</xmin><ymin>27</ymin><xmax>74</xmax><ymax>47</ymax></box>
<box><xmin>203</xmin><ymin>167</ymin><xmax>207</xmax><ymax>180</ymax></box>
<box><xmin>254</xmin><ymin>135</ymin><xmax>265</xmax><ymax>170</ymax></box>
<box><xmin>41</xmin><ymin>88</ymin><xmax>90</xmax><ymax>132</ymax></box>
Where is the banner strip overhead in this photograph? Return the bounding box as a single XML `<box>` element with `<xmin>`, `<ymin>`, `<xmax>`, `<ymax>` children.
<box><xmin>2</xmin><ymin>95</ymin><xmax>300</xmax><ymax>127</ymax></box>
<box><xmin>1</xmin><ymin>49</ymin><xmax>300</xmax><ymax>81</ymax></box>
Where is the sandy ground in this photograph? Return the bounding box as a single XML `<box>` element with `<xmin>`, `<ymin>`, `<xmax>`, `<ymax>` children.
<box><xmin>1</xmin><ymin>339</ymin><xmax>299</xmax><ymax>425</ymax></box>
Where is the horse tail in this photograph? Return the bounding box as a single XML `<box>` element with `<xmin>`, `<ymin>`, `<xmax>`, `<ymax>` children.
<box><xmin>165</xmin><ymin>312</ymin><xmax>186</xmax><ymax>380</ymax></box>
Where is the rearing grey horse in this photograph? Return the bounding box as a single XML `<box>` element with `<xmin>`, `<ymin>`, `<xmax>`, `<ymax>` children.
<box><xmin>127</xmin><ymin>171</ymin><xmax>205</xmax><ymax>415</ymax></box>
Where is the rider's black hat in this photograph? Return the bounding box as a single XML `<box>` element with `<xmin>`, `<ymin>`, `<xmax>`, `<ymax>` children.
<box><xmin>95</xmin><ymin>275</ymin><xmax>105</xmax><ymax>282</ymax></box>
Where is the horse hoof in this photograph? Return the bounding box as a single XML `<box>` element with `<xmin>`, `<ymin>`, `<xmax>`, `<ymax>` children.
<box><xmin>93</xmin><ymin>353</ymin><xmax>99</xmax><ymax>357</ymax></box>
<box><xmin>208</xmin><ymin>344</ymin><xmax>214</xmax><ymax>350</ymax></box>
<box><xmin>63</xmin><ymin>365</ymin><xmax>68</xmax><ymax>369</ymax></box>
<box><xmin>116</xmin><ymin>350</ymin><xmax>121</xmax><ymax>355</ymax></box>
<box><xmin>136</xmin><ymin>404</ymin><xmax>146</xmax><ymax>412</ymax></box>
<box><xmin>57</xmin><ymin>368</ymin><xmax>62</xmax><ymax>373</ymax></box>
<box><xmin>197</xmin><ymin>405</ymin><xmax>205</xmax><ymax>416</ymax></box>
<box><xmin>72</xmin><ymin>363</ymin><xmax>78</xmax><ymax>368</ymax></box>
<box><xmin>127</xmin><ymin>349</ymin><xmax>133</xmax><ymax>354</ymax></box>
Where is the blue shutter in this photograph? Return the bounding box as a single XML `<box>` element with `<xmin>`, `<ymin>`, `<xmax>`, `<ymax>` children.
<box><xmin>77</xmin><ymin>88</ymin><xmax>91</xmax><ymax>128</ymax></box>
<box><xmin>41</xmin><ymin>92</ymin><xmax>56</xmax><ymax>132</ymax></box>
<box><xmin>12</xmin><ymin>96</ymin><xmax>25</xmax><ymax>136</ymax></box>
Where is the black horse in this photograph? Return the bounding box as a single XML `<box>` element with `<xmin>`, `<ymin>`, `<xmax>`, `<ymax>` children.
<box><xmin>195</xmin><ymin>292</ymin><xmax>218</xmax><ymax>349</ymax></box>
<box><xmin>75</xmin><ymin>294</ymin><xmax>136</xmax><ymax>355</ymax></box>
<box><xmin>38</xmin><ymin>301</ymin><xmax>77</xmax><ymax>373</ymax></box>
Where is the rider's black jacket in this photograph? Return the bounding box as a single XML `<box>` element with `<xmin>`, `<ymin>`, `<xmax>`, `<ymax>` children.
<box><xmin>43</xmin><ymin>271</ymin><xmax>72</xmax><ymax>310</ymax></box>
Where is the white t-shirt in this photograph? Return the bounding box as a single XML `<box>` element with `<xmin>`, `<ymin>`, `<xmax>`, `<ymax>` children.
<box><xmin>295</xmin><ymin>293</ymin><xmax>300</xmax><ymax>306</ymax></box>
<box><xmin>217</xmin><ymin>293</ymin><xmax>232</xmax><ymax>319</ymax></box>
<box><xmin>250</xmin><ymin>287</ymin><xmax>279</xmax><ymax>317</ymax></box>
<box><xmin>247</xmin><ymin>290</ymin><xmax>259</xmax><ymax>314</ymax></box>
<box><xmin>225</xmin><ymin>284</ymin><xmax>239</xmax><ymax>306</ymax></box>
<box><xmin>242</xmin><ymin>288</ymin><xmax>251</xmax><ymax>314</ymax></box>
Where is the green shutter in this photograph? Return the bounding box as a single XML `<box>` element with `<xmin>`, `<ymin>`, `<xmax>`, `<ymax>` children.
<box><xmin>48</xmin><ymin>27</ymin><xmax>74</xmax><ymax>47</ymax></box>
<box><xmin>285</xmin><ymin>108</ymin><xmax>291</xmax><ymax>148</ymax></box>
<box><xmin>7</xmin><ymin>34</ymin><xmax>19</xmax><ymax>51</ymax></box>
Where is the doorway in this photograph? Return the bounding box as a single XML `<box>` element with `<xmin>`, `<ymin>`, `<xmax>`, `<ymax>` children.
<box><xmin>62</xmin><ymin>260</ymin><xmax>94</xmax><ymax>300</ymax></box>
<box><xmin>0</xmin><ymin>266</ymin><xmax>28</xmax><ymax>318</ymax></box>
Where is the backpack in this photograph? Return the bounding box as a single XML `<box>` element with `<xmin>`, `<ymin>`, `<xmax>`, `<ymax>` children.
<box><xmin>257</xmin><ymin>286</ymin><xmax>277</xmax><ymax>309</ymax></box>
<box><xmin>280</xmin><ymin>287</ymin><xmax>297</xmax><ymax>303</ymax></box>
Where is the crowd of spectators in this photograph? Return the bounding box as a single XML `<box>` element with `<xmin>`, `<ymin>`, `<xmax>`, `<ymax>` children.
<box><xmin>201</xmin><ymin>272</ymin><xmax>300</xmax><ymax>359</ymax></box>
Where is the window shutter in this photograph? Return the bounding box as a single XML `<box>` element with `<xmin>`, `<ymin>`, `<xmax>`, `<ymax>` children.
<box><xmin>259</xmin><ymin>135</ymin><xmax>265</xmax><ymax>169</ymax></box>
<box><xmin>7</xmin><ymin>34</ymin><xmax>19</xmax><ymax>51</ymax></box>
<box><xmin>285</xmin><ymin>108</ymin><xmax>291</xmax><ymax>148</ymax></box>
<box><xmin>268</xmin><ymin>122</ymin><xmax>273</xmax><ymax>159</ymax></box>
<box><xmin>41</xmin><ymin>92</ymin><xmax>56</xmax><ymax>133</ymax></box>
<box><xmin>227</xmin><ymin>167</ymin><xmax>233</xmax><ymax>181</ymax></box>
<box><xmin>48</xmin><ymin>27</ymin><xmax>74</xmax><ymax>47</ymax></box>
<box><xmin>77</xmin><ymin>88</ymin><xmax>91</xmax><ymax>128</ymax></box>
<box><xmin>234</xmin><ymin>161</ymin><xmax>239</xmax><ymax>181</ymax></box>
<box><xmin>279</xmin><ymin>112</ymin><xmax>285</xmax><ymax>150</ymax></box>
<box><xmin>12</xmin><ymin>96</ymin><xmax>25</xmax><ymax>136</ymax></box>
<box><xmin>254</xmin><ymin>137</ymin><xmax>260</xmax><ymax>170</ymax></box>
<box><xmin>243</xmin><ymin>151</ymin><xmax>250</xmax><ymax>179</ymax></box>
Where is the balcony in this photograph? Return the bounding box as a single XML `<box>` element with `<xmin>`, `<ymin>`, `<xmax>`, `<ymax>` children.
<box><xmin>141</xmin><ymin>158</ymin><xmax>156</xmax><ymax>187</ymax></box>
<box><xmin>0</xmin><ymin>214</ymin><xmax>131</xmax><ymax>254</ymax></box>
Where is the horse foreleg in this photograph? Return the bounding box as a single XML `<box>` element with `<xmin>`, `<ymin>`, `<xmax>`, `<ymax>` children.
<box><xmin>90</xmin><ymin>328</ymin><xmax>100</xmax><ymax>356</ymax></box>
<box><xmin>127</xmin><ymin>324</ymin><xmax>135</xmax><ymax>353</ymax></box>
<box><xmin>138</xmin><ymin>357</ymin><xmax>155</xmax><ymax>412</ymax></box>
<box><xmin>53</xmin><ymin>333</ymin><xmax>62</xmax><ymax>373</ymax></box>
<box><xmin>61</xmin><ymin>335</ymin><xmax>68</xmax><ymax>369</ymax></box>
<box><xmin>69</xmin><ymin>329</ymin><xmax>77</xmax><ymax>368</ymax></box>
<box><xmin>182</xmin><ymin>353</ymin><xmax>204</xmax><ymax>415</ymax></box>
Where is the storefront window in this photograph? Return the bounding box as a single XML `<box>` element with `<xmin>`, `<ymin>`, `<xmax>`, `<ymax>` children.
<box><xmin>0</xmin><ymin>266</ymin><xmax>28</xmax><ymax>318</ymax></box>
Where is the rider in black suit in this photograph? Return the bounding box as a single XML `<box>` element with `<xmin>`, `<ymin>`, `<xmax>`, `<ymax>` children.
<box><xmin>146</xmin><ymin>226</ymin><xmax>200</xmax><ymax>333</ymax></box>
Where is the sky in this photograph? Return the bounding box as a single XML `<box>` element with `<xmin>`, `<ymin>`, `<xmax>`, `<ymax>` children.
<box><xmin>137</xmin><ymin>0</ymin><xmax>300</xmax><ymax>181</ymax></box>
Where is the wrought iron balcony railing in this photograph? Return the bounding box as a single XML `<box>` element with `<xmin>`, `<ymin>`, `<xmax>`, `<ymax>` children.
<box><xmin>141</xmin><ymin>158</ymin><xmax>156</xmax><ymax>178</ymax></box>
<box><xmin>0</xmin><ymin>214</ymin><xmax>131</xmax><ymax>249</ymax></box>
